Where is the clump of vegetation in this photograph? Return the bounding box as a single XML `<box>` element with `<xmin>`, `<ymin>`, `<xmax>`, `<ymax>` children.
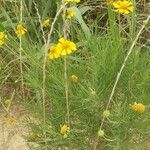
<box><xmin>0</xmin><ymin>0</ymin><xmax>150</xmax><ymax>149</ymax></box>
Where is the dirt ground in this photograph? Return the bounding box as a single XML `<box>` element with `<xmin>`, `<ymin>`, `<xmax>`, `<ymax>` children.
<box><xmin>0</xmin><ymin>104</ymin><xmax>29</xmax><ymax>150</ymax></box>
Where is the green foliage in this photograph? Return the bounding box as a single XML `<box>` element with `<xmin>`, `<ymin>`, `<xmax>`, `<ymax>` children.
<box><xmin>0</xmin><ymin>0</ymin><xmax>150</xmax><ymax>150</ymax></box>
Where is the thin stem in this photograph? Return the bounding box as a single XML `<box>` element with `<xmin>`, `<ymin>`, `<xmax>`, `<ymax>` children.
<box><xmin>64</xmin><ymin>56</ymin><xmax>70</xmax><ymax>126</ymax></box>
<box><xmin>19</xmin><ymin>0</ymin><xmax>24</xmax><ymax>99</ymax></box>
<box><xmin>33</xmin><ymin>0</ymin><xmax>47</xmax><ymax>147</ymax></box>
<box><xmin>41</xmin><ymin>2</ymin><xmax>66</xmax><ymax>144</ymax></box>
<box><xmin>33</xmin><ymin>0</ymin><xmax>46</xmax><ymax>44</ymax></box>
<box><xmin>62</xmin><ymin>0</ymin><xmax>70</xmax><ymax>127</ymax></box>
<box><xmin>20</xmin><ymin>0</ymin><xmax>23</xmax><ymax>23</ymax></box>
<box><xmin>94</xmin><ymin>14</ymin><xmax>150</xmax><ymax>150</ymax></box>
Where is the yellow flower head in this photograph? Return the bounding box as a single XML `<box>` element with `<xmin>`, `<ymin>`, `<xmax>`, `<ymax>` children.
<box><xmin>65</xmin><ymin>0</ymin><xmax>80</xmax><ymax>3</ymax></box>
<box><xmin>58</xmin><ymin>38</ymin><xmax>77</xmax><ymax>56</ymax></box>
<box><xmin>60</xmin><ymin>124</ymin><xmax>70</xmax><ymax>135</ymax></box>
<box><xmin>67</xmin><ymin>9</ymin><xmax>76</xmax><ymax>19</ymax></box>
<box><xmin>0</xmin><ymin>32</ymin><xmax>7</xmax><ymax>46</ymax></box>
<box><xmin>4</xmin><ymin>99</ymin><xmax>11</xmax><ymax>108</ymax></box>
<box><xmin>15</xmin><ymin>24</ymin><xmax>27</xmax><ymax>37</ymax></box>
<box><xmin>48</xmin><ymin>45</ymin><xmax>61</xmax><ymax>60</ymax></box>
<box><xmin>30</xmin><ymin>132</ymin><xmax>38</xmax><ymax>141</ymax></box>
<box><xmin>71</xmin><ymin>74</ymin><xmax>78</xmax><ymax>82</ymax></box>
<box><xmin>6</xmin><ymin>116</ymin><xmax>16</xmax><ymax>125</ymax></box>
<box><xmin>130</xmin><ymin>102</ymin><xmax>145</xmax><ymax>113</ymax></box>
<box><xmin>113</xmin><ymin>0</ymin><xmax>133</xmax><ymax>14</ymax></box>
<box><xmin>42</xmin><ymin>19</ymin><xmax>51</xmax><ymax>27</ymax></box>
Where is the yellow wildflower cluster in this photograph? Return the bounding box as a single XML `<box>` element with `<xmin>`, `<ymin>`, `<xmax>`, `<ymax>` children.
<box><xmin>130</xmin><ymin>102</ymin><xmax>145</xmax><ymax>113</ymax></box>
<box><xmin>15</xmin><ymin>24</ymin><xmax>27</xmax><ymax>37</ymax></box>
<box><xmin>60</xmin><ymin>124</ymin><xmax>70</xmax><ymax>135</ymax></box>
<box><xmin>67</xmin><ymin>9</ymin><xmax>76</xmax><ymax>19</ymax></box>
<box><xmin>42</xmin><ymin>19</ymin><xmax>51</xmax><ymax>27</ymax></box>
<box><xmin>0</xmin><ymin>32</ymin><xmax>7</xmax><ymax>46</ymax></box>
<box><xmin>0</xmin><ymin>24</ymin><xmax>27</xmax><ymax>46</ymax></box>
<box><xmin>65</xmin><ymin>0</ymin><xmax>80</xmax><ymax>3</ymax></box>
<box><xmin>49</xmin><ymin>38</ymin><xmax>77</xmax><ymax>60</ymax></box>
<box><xmin>112</xmin><ymin>0</ymin><xmax>133</xmax><ymax>14</ymax></box>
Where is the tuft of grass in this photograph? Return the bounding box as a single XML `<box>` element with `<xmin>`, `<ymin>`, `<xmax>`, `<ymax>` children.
<box><xmin>0</xmin><ymin>0</ymin><xmax>150</xmax><ymax>149</ymax></box>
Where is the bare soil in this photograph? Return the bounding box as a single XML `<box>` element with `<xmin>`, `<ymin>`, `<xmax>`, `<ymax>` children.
<box><xmin>0</xmin><ymin>104</ymin><xmax>29</xmax><ymax>150</ymax></box>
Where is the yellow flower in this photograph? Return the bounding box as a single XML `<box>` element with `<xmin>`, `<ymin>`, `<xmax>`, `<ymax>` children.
<box><xmin>4</xmin><ymin>99</ymin><xmax>11</xmax><ymax>108</ymax></box>
<box><xmin>65</xmin><ymin>0</ymin><xmax>80</xmax><ymax>3</ymax></box>
<box><xmin>71</xmin><ymin>75</ymin><xmax>78</xmax><ymax>82</ymax></box>
<box><xmin>60</xmin><ymin>124</ymin><xmax>70</xmax><ymax>135</ymax></box>
<box><xmin>15</xmin><ymin>24</ymin><xmax>27</xmax><ymax>37</ymax></box>
<box><xmin>0</xmin><ymin>32</ymin><xmax>7</xmax><ymax>46</ymax></box>
<box><xmin>48</xmin><ymin>45</ymin><xmax>61</xmax><ymax>60</ymax></box>
<box><xmin>6</xmin><ymin>116</ymin><xmax>16</xmax><ymax>125</ymax></box>
<box><xmin>30</xmin><ymin>132</ymin><xmax>38</xmax><ymax>141</ymax></box>
<box><xmin>130</xmin><ymin>102</ymin><xmax>145</xmax><ymax>113</ymax></box>
<box><xmin>42</xmin><ymin>19</ymin><xmax>51</xmax><ymax>27</ymax></box>
<box><xmin>113</xmin><ymin>0</ymin><xmax>133</xmax><ymax>14</ymax></box>
<box><xmin>67</xmin><ymin>9</ymin><xmax>76</xmax><ymax>19</ymax></box>
<box><xmin>58</xmin><ymin>38</ymin><xmax>77</xmax><ymax>56</ymax></box>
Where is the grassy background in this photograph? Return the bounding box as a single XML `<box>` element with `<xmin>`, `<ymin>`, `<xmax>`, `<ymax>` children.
<box><xmin>0</xmin><ymin>0</ymin><xmax>150</xmax><ymax>149</ymax></box>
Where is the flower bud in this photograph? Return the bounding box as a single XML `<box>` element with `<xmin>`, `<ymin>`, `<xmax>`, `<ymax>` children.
<box><xmin>98</xmin><ymin>129</ymin><xmax>105</xmax><ymax>137</ymax></box>
<box><xmin>103</xmin><ymin>110</ymin><xmax>110</xmax><ymax>118</ymax></box>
